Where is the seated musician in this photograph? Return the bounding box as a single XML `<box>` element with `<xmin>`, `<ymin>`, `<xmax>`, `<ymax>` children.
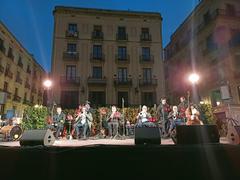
<box><xmin>185</xmin><ymin>104</ymin><xmax>203</xmax><ymax>125</ymax></box>
<box><xmin>74</xmin><ymin>106</ymin><xmax>93</xmax><ymax>139</ymax></box>
<box><xmin>168</xmin><ymin>106</ymin><xmax>185</xmax><ymax>134</ymax></box>
<box><xmin>136</xmin><ymin>105</ymin><xmax>155</xmax><ymax>127</ymax></box>
<box><xmin>53</xmin><ymin>107</ymin><xmax>66</xmax><ymax>139</ymax></box>
<box><xmin>107</xmin><ymin>106</ymin><xmax>121</xmax><ymax>139</ymax></box>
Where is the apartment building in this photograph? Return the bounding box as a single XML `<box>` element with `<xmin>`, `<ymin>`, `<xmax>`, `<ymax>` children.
<box><xmin>164</xmin><ymin>0</ymin><xmax>240</xmax><ymax>107</ymax></box>
<box><xmin>0</xmin><ymin>22</ymin><xmax>46</xmax><ymax>117</ymax></box>
<box><xmin>52</xmin><ymin>6</ymin><xmax>165</xmax><ymax>108</ymax></box>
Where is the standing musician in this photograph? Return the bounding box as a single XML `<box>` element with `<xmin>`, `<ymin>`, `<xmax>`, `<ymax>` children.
<box><xmin>185</xmin><ymin>104</ymin><xmax>203</xmax><ymax>125</ymax></box>
<box><xmin>107</xmin><ymin>106</ymin><xmax>121</xmax><ymax>139</ymax></box>
<box><xmin>168</xmin><ymin>106</ymin><xmax>185</xmax><ymax>133</ymax></box>
<box><xmin>53</xmin><ymin>107</ymin><xmax>66</xmax><ymax>139</ymax></box>
<box><xmin>157</xmin><ymin>97</ymin><xmax>171</xmax><ymax>137</ymax></box>
<box><xmin>178</xmin><ymin>96</ymin><xmax>188</xmax><ymax>122</ymax></box>
<box><xmin>136</xmin><ymin>105</ymin><xmax>155</xmax><ymax>127</ymax></box>
<box><xmin>74</xmin><ymin>106</ymin><xmax>93</xmax><ymax>139</ymax></box>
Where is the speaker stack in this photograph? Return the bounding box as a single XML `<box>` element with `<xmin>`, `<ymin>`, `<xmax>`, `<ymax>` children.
<box><xmin>20</xmin><ymin>129</ymin><xmax>55</xmax><ymax>146</ymax></box>
<box><xmin>176</xmin><ymin>125</ymin><xmax>220</xmax><ymax>145</ymax></box>
<box><xmin>134</xmin><ymin>127</ymin><xmax>161</xmax><ymax>145</ymax></box>
<box><xmin>227</xmin><ymin>125</ymin><xmax>240</xmax><ymax>145</ymax></box>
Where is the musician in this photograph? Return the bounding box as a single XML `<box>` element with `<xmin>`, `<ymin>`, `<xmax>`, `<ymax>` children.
<box><xmin>185</xmin><ymin>104</ymin><xmax>203</xmax><ymax>125</ymax></box>
<box><xmin>53</xmin><ymin>107</ymin><xmax>66</xmax><ymax>139</ymax></box>
<box><xmin>136</xmin><ymin>105</ymin><xmax>155</xmax><ymax>127</ymax></box>
<box><xmin>74</xmin><ymin>106</ymin><xmax>93</xmax><ymax>139</ymax></box>
<box><xmin>168</xmin><ymin>106</ymin><xmax>184</xmax><ymax>133</ymax></box>
<box><xmin>107</xmin><ymin>106</ymin><xmax>121</xmax><ymax>139</ymax></box>
<box><xmin>178</xmin><ymin>96</ymin><xmax>188</xmax><ymax>122</ymax></box>
<box><xmin>157</xmin><ymin>97</ymin><xmax>171</xmax><ymax>137</ymax></box>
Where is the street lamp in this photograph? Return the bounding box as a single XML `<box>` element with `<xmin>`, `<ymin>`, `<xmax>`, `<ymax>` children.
<box><xmin>188</xmin><ymin>73</ymin><xmax>200</xmax><ymax>104</ymax></box>
<box><xmin>43</xmin><ymin>79</ymin><xmax>52</xmax><ymax>106</ymax></box>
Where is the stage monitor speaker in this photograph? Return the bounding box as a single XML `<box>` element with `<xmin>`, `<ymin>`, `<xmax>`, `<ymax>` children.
<box><xmin>20</xmin><ymin>129</ymin><xmax>55</xmax><ymax>146</ymax></box>
<box><xmin>135</xmin><ymin>127</ymin><xmax>161</xmax><ymax>145</ymax></box>
<box><xmin>176</xmin><ymin>125</ymin><xmax>219</xmax><ymax>145</ymax></box>
<box><xmin>227</xmin><ymin>125</ymin><xmax>240</xmax><ymax>145</ymax></box>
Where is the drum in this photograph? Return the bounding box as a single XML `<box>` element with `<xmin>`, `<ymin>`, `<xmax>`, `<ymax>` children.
<box><xmin>0</xmin><ymin>125</ymin><xmax>23</xmax><ymax>141</ymax></box>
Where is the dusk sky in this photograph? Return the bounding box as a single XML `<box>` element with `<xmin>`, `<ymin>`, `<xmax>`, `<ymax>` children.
<box><xmin>0</xmin><ymin>0</ymin><xmax>200</xmax><ymax>72</ymax></box>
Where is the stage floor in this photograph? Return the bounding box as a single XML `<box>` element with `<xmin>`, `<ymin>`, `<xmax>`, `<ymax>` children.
<box><xmin>0</xmin><ymin>137</ymin><xmax>229</xmax><ymax>147</ymax></box>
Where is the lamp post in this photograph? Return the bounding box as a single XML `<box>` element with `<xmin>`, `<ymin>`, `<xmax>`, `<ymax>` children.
<box><xmin>188</xmin><ymin>73</ymin><xmax>200</xmax><ymax>104</ymax></box>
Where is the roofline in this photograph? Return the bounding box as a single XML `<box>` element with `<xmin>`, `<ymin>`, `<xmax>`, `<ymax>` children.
<box><xmin>53</xmin><ymin>6</ymin><xmax>162</xmax><ymax>19</ymax></box>
<box><xmin>0</xmin><ymin>20</ymin><xmax>46</xmax><ymax>72</ymax></box>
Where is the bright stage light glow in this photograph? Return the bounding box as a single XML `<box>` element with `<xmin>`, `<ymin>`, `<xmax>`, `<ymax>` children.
<box><xmin>188</xmin><ymin>73</ymin><xmax>200</xmax><ymax>84</ymax></box>
<box><xmin>43</xmin><ymin>79</ymin><xmax>52</xmax><ymax>88</ymax></box>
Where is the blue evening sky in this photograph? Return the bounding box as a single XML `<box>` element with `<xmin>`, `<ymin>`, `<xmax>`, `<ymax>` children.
<box><xmin>0</xmin><ymin>0</ymin><xmax>200</xmax><ymax>72</ymax></box>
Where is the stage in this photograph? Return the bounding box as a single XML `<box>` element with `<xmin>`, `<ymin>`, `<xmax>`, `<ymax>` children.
<box><xmin>0</xmin><ymin>137</ymin><xmax>239</xmax><ymax>180</ymax></box>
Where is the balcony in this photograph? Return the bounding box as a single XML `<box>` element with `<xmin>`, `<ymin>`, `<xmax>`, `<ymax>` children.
<box><xmin>115</xmin><ymin>54</ymin><xmax>130</xmax><ymax>63</ymax></box>
<box><xmin>114</xmin><ymin>78</ymin><xmax>132</xmax><ymax>86</ymax></box>
<box><xmin>16</xmin><ymin>77</ymin><xmax>23</xmax><ymax>84</ymax></box>
<box><xmin>90</xmin><ymin>53</ymin><xmax>105</xmax><ymax>62</ymax></box>
<box><xmin>0</xmin><ymin>64</ymin><xmax>4</xmax><ymax>74</ymax></box>
<box><xmin>92</xmin><ymin>31</ymin><xmax>104</xmax><ymax>40</ymax></box>
<box><xmin>63</xmin><ymin>52</ymin><xmax>79</xmax><ymax>61</ymax></box>
<box><xmin>25</xmin><ymin>82</ymin><xmax>31</xmax><ymax>89</ymax></box>
<box><xmin>139</xmin><ymin>78</ymin><xmax>158</xmax><ymax>87</ymax></box>
<box><xmin>116</xmin><ymin>33</ymin><xmax>128</xmax><ymax>41</ymax></box>
<box><xmin>139</xmin><ymin>55</ymin><xmax>154</xmax><ymax>63</ymax></box>
<box><xmin>65</xmin><ymin>30</ymin><xmax>79</xmax><ymax>38</ymax></box>
<box><xmin>13</xmin><ymin>95</ymin><xmax>22</xmax><ymax>102</ymax></box>
<box><xmin>60</xmin><ymin>76</ymin><xmax>80</xmax><ymax>86</ymax></box>
<box><xmin>88</xmin><ymin>76</ymin><xmax>107</xmax><ymax>86</ymax></box>
<box><xmin>140</xmin><ymin>33</ymin><xmax>152</xmax><ymax>41</ymax></box>
<box><xmin>0</xmin><ymin>45</ymin><xmax>6</xmax><ymax>55</ymax></box>
<box><xmin>5</xmin><ymin>70</ymin><xmax>13</xmax><ymax>79</ymax></box>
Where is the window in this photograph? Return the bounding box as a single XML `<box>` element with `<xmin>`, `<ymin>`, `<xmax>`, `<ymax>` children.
<box><xmin>237</xmin><ymin>86</ymin><xmax>240</xmax><ymax>102</ymax></box>
<box><xmin>206</xmin><ymin>34</ymin><xmax>217</xmax><ymax>51</ymax></box>
<box><xmin>118</xmin><ymin>46</ymin><xmax>127</xmax><ymax>60</ymax></box>
<box><xmin>203</xmin><ymin>11</ymin><xmax>211</xmax><ymax>24</ymax></box>
<box><xmin>3</xmin><ymin>81</ymin><xmax>8</xmax><ymax>91</ymax></box>
<box><xmin>117</xmin><ymin>26</ymin><xmax>127</xmax><ymax>40</ymax></box>
<box><xmin>68</xmin><ymin>23</ymin><xmax>77</xmax><ymax>32</ymax></box>
<box><xmin>93</xmin><ymin>45</ymin><xmax>102</xmax><ymax>59</ymax></box>
<box><xmin>92</xmin><ymin>67</ymin><xmax>102</xmax><ymax>79</ymax></box>
<box><xmin>92</xmin><ymin>25</ymin><xmax>103</xmax><ymax>39</ymax></box>
<box><xmin>226</xmin><ymin>4</ymin><xmax>235</xmax><ymax>16</ymax></box>
<box><xmin>141</xmin><ymin>28</ymin><xmax>151</xmax><ymax>40</ymax></box>
<box><xmin>141</xmin><ymin>92</ymin><xmax>156</xmax><ymax>106</ymax></box>
<box><xmin>0</xmin><ymin>38</ymin><xmax>4</xmax><ymax>52</ymax></box>
<box><xmin>94</xmin><ymin>25</ymin><xmax>102</xmax><ymax>32</ymax></box>
<box><xmin>7</xmin><ymin>47</ymin><xmax>14</xmax><ymax>60</ymax></box>
<box><xmin>211</xmin><ymin>90</ymin><xmax>221</xmax><ymax>107</ymax></box>
<box><xmin>31</xmin><ymin>95</ymin><xmax>34</xmax><ymax>103</ymax></box>
<box><xmin>118</xmin><ymin>68</ymin><xmax>128</xmax><ymax>82</ymax></box>
<box><xmin>142</xmin><ymin>47</ymin><xmax>150</xmax><ymax>60</ymax></box>
<box><xmin>67</xmin><ymin>43</ymin><xmax>77</xmax><ymax>53</ymax></box>
<box><xmin>89</xmin><ymin>91</ymin><xmax>106</xmax><ymax>107</ymax></box>
<box><xmin>142</xmin><ymin>28</ymin><xmax>149</xmax><ymax>34</ymax></box>
<box><xmin>14</xmin><ymin>88</ymin><xmax>18</xmax><ymax>96</ymax></box>
<box><xmin>143</xmin><ymin>68</ymin><xmax>152</xmax><ymax>82</ymax></box>
<box><xmin>117</xmin><ymin>91</ymin><xmax>129</xmax><ymax>107</ymax></box>
<box><xmin>24</xmin><ymin>92</ymin><xmax>27</xmax><ymax>100</ymax></box>
<box><xmin>66</xmin><ymin>65</ymin><xmax>76</xmax><ymax>80</ymax></box>
<box><xmin>18</xmin><ymin>56</ymin><xmax>23</xmax><ymax>68</ymax></box>
<box><xmin>60</xmin><ymin>91</ymin><xmax>79</xmax><ymax>109</ymax></box>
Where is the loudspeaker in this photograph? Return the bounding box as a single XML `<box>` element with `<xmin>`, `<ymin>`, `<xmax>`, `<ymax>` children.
<box><xmin>134</xmin><ymin>127</ymin><xmax>161</xmax><ymax>145</ymax></box>
<box><xmin>227</xmin><ymin>125</ymin><xmax>240</xmax><ymax>144</ymax></box>
<box><xmin>20</xmin><ymin>129</ymin><xmax>55</xmax><ymax>146</ymax></box>
<box><xmin>176</xmin><ymin>125</ymin><xmax>219</xmax><ymax>145</ymax></box>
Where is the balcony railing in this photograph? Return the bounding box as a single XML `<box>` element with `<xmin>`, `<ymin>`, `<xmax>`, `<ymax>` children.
<box><xmin>116</xmin><ymin>33</ymin><xmax>128</xmax><ymax>41</ymax></box>
<box><xmin>25</xmin><ymin>82</ymin><xmax>31</xmax><ymax>89</ymax></box>
<box><xmin>90</xmin><ymin>53</ymin><xmax>105</xmax><ymax>62</ymax></box>
<box><xmin>60</xmin><ymin>76</ymin><xmax>80</xmax><ymax>86</ymax></box>
<box><xmin>0</xmin><ymin>45</ymin><xmax>6</xmax><ymax>54</ymax></box>
<box><xmin>16</xmin><ymin>77</ymin><xmax>23</xmax><ymax>84</ymax></box>
<box><xmin>5</xmin><ymin>70</ymin><xmax>13</xmax><ymax>79</ymax></box>
<box><xmin>139</xmin><ymin>78</ymin><xmax>158</xmax><ymax>87</ymax></box>
<box><xmin>65</xmin><ymin>30</ymin><xmax>79</xmax><ymax>38</ymax></box>
<box><xmin>88</xmin><ymin>76</ymin><xmax>107</xmax><ymax>85</ymax></box>
<box><xmin>139</xmin><ymin>55</ymin><xmax>154</xmax><ymax>63</ymax></box>
<box><xmin>114</xmin><ymin>78</ymin><xmax>132</xmax><ymax>86</ymax></box>
<box><xmin>0</xmin><ymin>64</ymin><xmax>4</xmax><ymax>74</ymax></box>
<box><xmin>115</xmin><ymin>54</ymin><xmax>130</xmax><ymax>63</ymax></box>
<box><xmin>140</xmin><ymin>33</ymin><xmax>152</xmax><ymax>41</ymax></box>
<box><xmin>13</xmin><ymin>95</ymin><xmax>22</xmax><ymax>102</ymax></box>
<box><xmin>63</xmin><ymin>52</ymin><xmax>79</xmax><ymax>61</ymax></box>
<box><xmin>92</xmin><ymin>31</ymin><xmax>104</xmax><ymax>40</ymax></box>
